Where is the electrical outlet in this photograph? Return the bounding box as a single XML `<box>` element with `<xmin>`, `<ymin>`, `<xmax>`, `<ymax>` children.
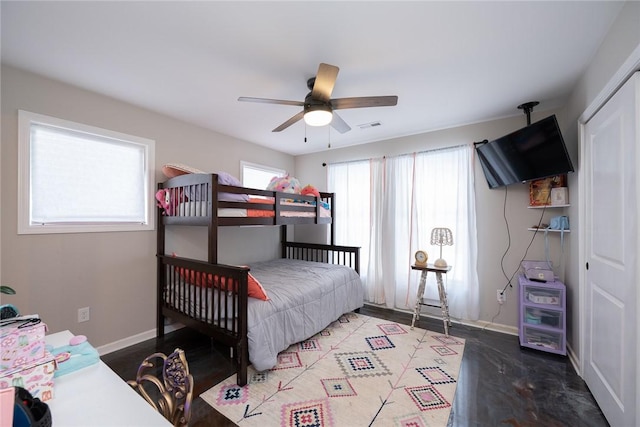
<box><xmin>497</xmin><ymin>289</ymin><xmax>506</xmax><ymax>305</ymax></box>
<box><xmin>78</xmin><ymin>307</ymin><xmax>90</xmax><ymax>323</ymax></box>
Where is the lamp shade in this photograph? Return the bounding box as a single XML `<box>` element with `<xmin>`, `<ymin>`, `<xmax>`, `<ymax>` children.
<box><xmin>304</xmin><ymin>105</ymin><xmax>332</xmax><ymax>126</ymax></box>
<box><xmin>430</xmin><ymin>227</ymin><xmax>453</xmax><ymax>268</ymax></box>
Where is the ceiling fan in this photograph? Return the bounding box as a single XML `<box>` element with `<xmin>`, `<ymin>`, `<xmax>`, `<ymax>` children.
<box><xmin>238</xmin><ymin>63</ymin><xmax>398</xmax><ymax>134</ymax></box>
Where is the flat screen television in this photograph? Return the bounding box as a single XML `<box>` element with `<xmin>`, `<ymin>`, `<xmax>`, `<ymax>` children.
<box><xmin>475</xmin><ymin>115</ymin><xmax>574</xmax><ymax>189</ymax></box>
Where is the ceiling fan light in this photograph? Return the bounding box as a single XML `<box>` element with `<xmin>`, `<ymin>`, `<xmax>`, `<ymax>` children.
<box><xmin>304</xmin><ymin>107</ymin><xmax>333</xmax><ymax>126</ymax></box>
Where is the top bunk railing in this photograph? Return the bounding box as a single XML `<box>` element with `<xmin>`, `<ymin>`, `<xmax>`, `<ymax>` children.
<box><xmin>157</xmin><ymin>173</ymin><xmax>334</xmax><ymax>227</ymax></box>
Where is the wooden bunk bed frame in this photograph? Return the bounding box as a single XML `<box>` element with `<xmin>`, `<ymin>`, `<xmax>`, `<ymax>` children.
<box><xmin>156</xmin><ymin>173</ymin><xmax>360</xmax><ymax>386</ymax></box>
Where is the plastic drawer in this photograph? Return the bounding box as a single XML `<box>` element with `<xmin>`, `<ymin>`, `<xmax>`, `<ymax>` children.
<box><xmin>524</xmin><ymin>286</ymin><xmax>563</xmax><ymax>306</ymax></box>
<box><xmin>523</xmin><ymin>306</ymin><xmax>563</xmax><ymax>329</ymax></box>
<box><xmin>522</xmin><ymin>326</ymin><xmax>563</xmax><ymax>351</ymax></box>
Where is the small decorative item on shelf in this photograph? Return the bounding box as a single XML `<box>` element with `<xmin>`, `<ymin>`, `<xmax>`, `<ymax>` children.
<box><xmin>550</xmin><ymin>187</ymin><xmax>569</xmax><ymax>205</ymax></box>
<box><xmin>529</xmin><ymin>174</ymin><xmax>567</xmax><ymax>206</ymax></box>
<box><xmin>414</xmin><ymin>250</ymin><xmax>428</xmax><ymax>267</ymax></box>
<box><xmin>430</xmin><ymin>227</ymin><xmax>453</xmax><ymax>268</ymax></box>
<box><xmin>548</xmin><ymin>216</ymin><xmax>569</xmax><ymax>231</ymax></box>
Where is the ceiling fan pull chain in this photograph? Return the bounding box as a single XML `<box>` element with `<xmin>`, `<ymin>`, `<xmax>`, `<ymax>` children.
<box><xmin>327</xmin><ymin>126</ymin><xmax>331</xmax><ymax>149</ymax></box>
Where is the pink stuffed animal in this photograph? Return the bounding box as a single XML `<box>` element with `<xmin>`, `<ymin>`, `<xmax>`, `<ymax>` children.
<box><xmin>301</xmin><ymin>184</ymin><xmax>320</xmax><ymax>198</ymax></box>
<box><xmin>155</xmin><ymin>189</ymin><xmax>173</xmax><ymax>215</ymax></box>
<box><xmin>266</xmin><ymin>175</ymin><xmax>301</xmax><ymax>194</ymax></box>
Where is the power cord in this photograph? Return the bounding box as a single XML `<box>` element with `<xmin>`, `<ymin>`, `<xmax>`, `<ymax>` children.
<box><xmin>482</xmin><ymin>303</ymin><xmax>502</xmax><ymax>332</ymax></box>
<box><xmin>499</xmin><ymin>186</ymin><xmax>511</xmax><ymax>289</ymax></box>
<box><xmin>499</xmin><ymin>187</ymin><xmax>549</xmax><ymax>295</ymax></box>
<box><xmin>499</xmin><ymin>206</ymin><xmax>546</xmax><ymax>295</ymax></box>
<box><xmin>484</xmin><ymin>185</ymin><xmax>549</xmax><ymax>331</ymax></box>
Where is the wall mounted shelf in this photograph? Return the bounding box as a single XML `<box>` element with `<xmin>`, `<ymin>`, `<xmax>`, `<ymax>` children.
<box><xmin>527</xmin><ymin>204</ymin><xmax>570</xmax><ymax>209</ymax></box>
<box><xmin>528</xmin><ymin>228</ymin><xmax>570</xmax><ymax>233</ymax></box>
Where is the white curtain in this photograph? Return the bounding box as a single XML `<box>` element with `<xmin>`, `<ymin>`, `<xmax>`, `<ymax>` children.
<box><xmin>366</xmin><ymin>157</ymin><xmax>387</xmax><ymax>303</ymax></box>
<box><xmin>328</xmin><ymin>145</ymin><xmax>479</xmax><ymax>321</ymax></box>
<box><xmin>328</xmin><ymin>160</ymin><xmax>371</xmax><ymax>283</ymax></box>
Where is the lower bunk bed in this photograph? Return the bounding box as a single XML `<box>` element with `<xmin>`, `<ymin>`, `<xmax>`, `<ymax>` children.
<box><xmin>157</xmin><ymin>241</ymin><xmax>363</xmax><ymax>386</ymax></box>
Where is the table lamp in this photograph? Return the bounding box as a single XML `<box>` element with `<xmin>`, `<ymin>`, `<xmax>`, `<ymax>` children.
<box><xmin>431</xmin><ymin>227</ymin><xmax>453</xmax><ymax>268</ymax></box>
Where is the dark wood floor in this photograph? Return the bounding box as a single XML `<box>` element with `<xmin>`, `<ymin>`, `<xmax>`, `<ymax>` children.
<box><xmin>102</xmin><ymin>305</ymin><xmax>609</xmax><ymax>426</ymax></box>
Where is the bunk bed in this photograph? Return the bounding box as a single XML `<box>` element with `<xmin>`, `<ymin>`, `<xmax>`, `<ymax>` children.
<box><xmin>156</xmin><ymin>172</ymin><xmax>363</xmax><ymax>386</ymax></box>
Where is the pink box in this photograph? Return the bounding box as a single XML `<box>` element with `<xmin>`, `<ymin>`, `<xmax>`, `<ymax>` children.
<box><xmin>0</xmin><ymin>387</ymin><xmax>14</xmax><ymax>426</ymax></box>
<box><xmin>0</xmin><ymin>320</ymin><xmax>47</xmax><ymax>371</ymax></box>
<box><xmin>0</xmin><ymin>351</ymin><xmax>56</xmax><ymax>402</ymax></box>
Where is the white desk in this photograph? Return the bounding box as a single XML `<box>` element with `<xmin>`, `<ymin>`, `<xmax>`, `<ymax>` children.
<box><xmin>46</xmin><ymin>331</ymin><xmax>171</xmax><ymax>427</ymax></box>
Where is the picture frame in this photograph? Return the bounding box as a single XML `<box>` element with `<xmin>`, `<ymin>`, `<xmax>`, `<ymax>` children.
<box><xmin>529</xmin><ymin>174</ymin><xmax>567</xmax><ymax>206</ymax></box>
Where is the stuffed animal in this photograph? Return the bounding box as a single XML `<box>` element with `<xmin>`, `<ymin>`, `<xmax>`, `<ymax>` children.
<box><xmin>266</xmin><ymin>175</ymin><xmax>301</xmax><ymax>194</ymax></box>
<box><xmin>301</xmin><ymin>184</ymin><xmax>320</xmax><ymax>198</ymax></box>
<box><xmin>155</xmin><ymin>189</ymin><xmax>173</xmax><ymax>215</ymax></box>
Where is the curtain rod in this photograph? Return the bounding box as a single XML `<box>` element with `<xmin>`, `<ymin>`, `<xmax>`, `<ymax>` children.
<box><xmin>322</xmin><ymin>143</ymin><xmax>470</xmax><ymax>167</ymax></box>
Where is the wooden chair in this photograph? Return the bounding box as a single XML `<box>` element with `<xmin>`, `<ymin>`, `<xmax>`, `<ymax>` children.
<box><xmin>127</xmin><ymin>348</ymin><xmax>193</xmax><ymax>427</ymax></box>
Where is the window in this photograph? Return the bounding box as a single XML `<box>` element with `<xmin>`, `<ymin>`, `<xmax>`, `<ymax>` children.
<box><xmin>240</xmin><ymin>161</ymin><xmax>286</xmax><ymax>190</ymax></box>
<box><xmin>328</xmin><ymin>145</ymin><xmax>479</xmax><ymax>320</ymax></box>
<box><xmin>18</xmin><ymin>110</ymin><xmax>155</xmax><ymax>234</ymax></box>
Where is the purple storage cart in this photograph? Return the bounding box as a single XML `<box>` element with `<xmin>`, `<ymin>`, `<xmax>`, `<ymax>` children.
<box><xmin>518</xmin><ymin>274</ymin><xmax>567</xmax><ymax>356</ymax></box>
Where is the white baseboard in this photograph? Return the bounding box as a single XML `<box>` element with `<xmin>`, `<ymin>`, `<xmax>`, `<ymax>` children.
<box><xmin>362</xmin><ymin>303</ymin><xmax>519</xmax><ymax>336</ymax></box>
<box><xmin>456</xmin><ymin>318</ymin><xmax>519</xmax><ymax>336</ymax></box>
<box><xmin>98</xmin><ymin>306</ymin><xmax>521</xmax><ymax>356</ymax></box>
<box><xmin>97</xmin><ymin>322</ymin><xmax>184</xmax><ymax>356</ymax></box>
<box><xmin>566</xmin><ymin>342</ymin><xmax>581</xmax><ymax>376</ymax></box>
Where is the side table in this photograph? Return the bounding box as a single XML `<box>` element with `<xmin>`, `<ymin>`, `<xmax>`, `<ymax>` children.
<box><xmin>411</xmin><ymin>264</ymin><xmax>452</xmax><ymax>335</ymax></box>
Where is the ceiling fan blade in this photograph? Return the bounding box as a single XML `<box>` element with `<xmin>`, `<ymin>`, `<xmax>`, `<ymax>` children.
<box><xmin>272</xmin><ymin>110</ymin><xmax>305</xmax><ymax>132</ymax></box>
<box><xmin>330</xmin><ymin>111</ymin><xmax>351</xmax><ymax>134</ymax></box>
<box><xmin>311</xmin><ymin>63</ymin><xmax>339</xmax><ymax>102</ymax></box>
<box><xmin>238</xmin><ymin>96</ymin><xmax>304</xmax><ymax>107</ymax></box>
<box><xmin>331</xmin><ymin>96</ymin><xmax>398</xmax><ymax>110</ymax></box>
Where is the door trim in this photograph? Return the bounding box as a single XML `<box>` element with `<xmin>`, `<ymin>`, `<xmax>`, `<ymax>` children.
<box><xmin>578</xmin><ymin>47</ymin><xmax>640</xmax><ymax>426</ymax></box>
<box><xmin>579</xmin><ymin>43</ymin><xmax>640</xmax><ymax>124</ymax></box>
<box><xmin>578</xmin><ymin>43</ymin><xmax>640</xmax><ymax>380</ymax></box>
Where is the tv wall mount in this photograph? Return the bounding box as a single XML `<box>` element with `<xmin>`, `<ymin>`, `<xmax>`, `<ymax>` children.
<box><xmin>473</xmin><ymin>100</ymin><xmax>540</xmax><ymax>147</ymax></box>
<box><xmin>517</xmin><ymin>101</ymin><xmax>539</xmax><ymax>126</ymax></box>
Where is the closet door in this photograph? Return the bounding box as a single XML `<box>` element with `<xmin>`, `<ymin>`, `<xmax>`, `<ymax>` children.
<box><xmin>583</xmin><ymin>71</ymin><xmax>638</xmax><ymax>426</ymax></box>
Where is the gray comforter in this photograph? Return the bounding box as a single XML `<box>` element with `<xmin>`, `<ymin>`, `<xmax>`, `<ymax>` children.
<box><xmin>245</xmin><ymin>258</ymin><xmax>364</xmax><ymax>371</ymax></box>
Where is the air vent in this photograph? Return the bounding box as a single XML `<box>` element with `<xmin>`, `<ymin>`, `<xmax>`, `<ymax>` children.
<box><xmin>358</xmin><ymin>121</ymin><xmax>382</xmax><ymax>130</ymax></box>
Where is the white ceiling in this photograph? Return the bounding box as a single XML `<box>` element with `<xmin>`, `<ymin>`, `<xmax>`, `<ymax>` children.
<box><xmin>1</xmin><ymin>1</ymin><xmax>624</xmax><ymax>156</ymax></box>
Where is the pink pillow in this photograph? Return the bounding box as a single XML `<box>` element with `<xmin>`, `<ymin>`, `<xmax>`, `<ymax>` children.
<box><xmin>246</xmin><ymin>273</ymin><xmax>269</xmax><ymax>300</ymax></box>
<box><xmin>177</xmin><ymin>266</ymin><xmax>269</xmax><ymax>301</ymax></box>
<box><xmin>162</xmin><ymin>163</ymin><xmax>205</xmax><ymax>178</ymax></box>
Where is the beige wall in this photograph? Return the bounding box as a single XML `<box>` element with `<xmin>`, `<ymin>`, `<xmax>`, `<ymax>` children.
<box><xmin>0</xmin><ymin>65</ymin><xmax>294</xmax><ymax>346</ymax></box>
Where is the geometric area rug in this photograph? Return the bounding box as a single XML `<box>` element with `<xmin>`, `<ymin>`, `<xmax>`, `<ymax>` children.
<box><xmin>201</xmin><ymin>312</ymin><xmax>465</xmax><ymax>426</ymax></box>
